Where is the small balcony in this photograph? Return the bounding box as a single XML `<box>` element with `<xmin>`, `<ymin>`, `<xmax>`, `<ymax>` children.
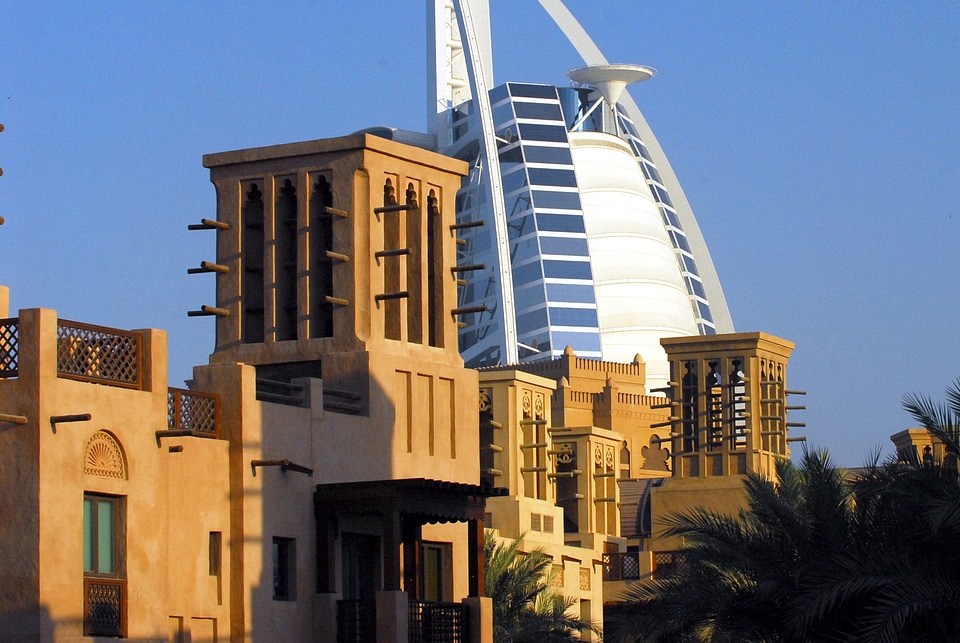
<box><xmin>84</xmin><ymin>578</ymin><xmax>127</xmax><ymax>638</ymax></box>
<box><xmin>57</xmin><ymin>319</ymin><xmax>142</xmax><ymax>389</ymax></box>
<box><xmin>0</xmin><ymin>317</ymin><xmax>17</xmax><ymax>378</ymax></box>
<box><xmin>337</xmin><ymin>598</ymin><xmax>471</xmax><ymax>642</ymax></box>
<box><xmin>167</xmin><ymin>388</ymin><xmax>220</xmax><ymax>438</ymax></box>
<box><xmin>1</xmin><ymin>316</ymin><xmax>144</xmax><ymax>390</ymax></box>
<box><xmin>603</xmin><ymin>551</ymin><xmax>641</xmax><ymax>582</ymax></box>
<box><xmin>337</xmin><ymin>599</ymin><xmax>375</xmax><ymax>643</ymax></box>
<box><xmin>409</xmin><ymin>600</ymin><xmax>469</xmax><ymax>642</ymax></box>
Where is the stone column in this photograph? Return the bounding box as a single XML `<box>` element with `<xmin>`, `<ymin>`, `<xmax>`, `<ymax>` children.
<box><xmin>383</xmin><ymin>507</ymin><xmax>402</xmax><ymax>591</ymax></box>
<box><xmin>468</xmin><ymin>517</ymin><xmax>485</xmax><ymax>597</ymax></box>
<box><xmin>313</xmin><ymin>593</ymin><xmax>340</xmax><ymax>642</ymax></box>
<box><xmin>463</xmin><ymin>596</ymin><xmax>493</xmax><ymax>643</ymax></box>
<box><xmin>375</xmin><ymin>590</ymin><xmax>409</xmax><ymax>643</ymax></box>
<box><xmin>402</xmin><ymin>518</ymin><xmax>422</xmax><ymax>599</ymax></box>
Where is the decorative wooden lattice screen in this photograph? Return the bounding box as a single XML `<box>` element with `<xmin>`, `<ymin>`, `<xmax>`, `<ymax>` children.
<box><xmin>0</xmin><ymin>319</ymin><xmax>17</xmax><ymax>378</ymax></box>
<box><xmin>167</xmin><ymin>388</ymin><xmax>219</xmax><ymax>437</ymax></box>
<box><xmin>57</xmin><ymin>320</ymin><xmax>141</xmax><ymax>389</ymax></box>
<box><xmin>409</xmin><ymin>601</ymin><xmax>469</xmax><ymax>643</ymax></box>
<box><xmin>603</xmin><ymin>552</ymin><xmax>641</xmax><ymax>581</ymax></box>
<box><xmin>84</xmin><ymin>578</ymin><xmax>126</xmax><ymax>637</ymax></box>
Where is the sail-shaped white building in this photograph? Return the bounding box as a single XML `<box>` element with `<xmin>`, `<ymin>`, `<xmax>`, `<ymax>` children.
<box><xmin>426</xmin><ymin>0</ymin><xmax>734</xmax><ymax>389</ymax></box>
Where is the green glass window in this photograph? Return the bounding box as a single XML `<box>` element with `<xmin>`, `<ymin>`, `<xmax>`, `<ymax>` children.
<box><xmin>83</xmin><ymin>494</ymin><xmax>121</xmax><ymax>577</ymax></box>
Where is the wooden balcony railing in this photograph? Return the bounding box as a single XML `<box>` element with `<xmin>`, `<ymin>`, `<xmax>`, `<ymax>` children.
<box><xmin>603</xmin><ymin>551</ymin><xmax>641</xmax><ymax>581</ymax></box>
<box><xmin>167</xmin><ymin>388</ymin><xmax>219</xmax><ymax>438</ymax></box>
<box><xmin>84</xmin><ymin>578</ymin><xmax>126</xmax><ymax>637</ymax></box>
<box><xmin>336</xmin><ymin>598</ymin><xmax>470</xmax><ymax>642</ymax></box>
<box><xmin>653</xmin><ymin>550</ymin><xmax>688</xmax><ymax>579</ymax></box>
<box><xmin>337</xmin><ymin>599</ymin><xmax>375</xmax><ymax>643</ymax></box>
<box><xmin>57</xmin><ymin>320</ymin><xmax>142</xmax><ymax>390</ymax></box>
<box><xmin>409</xmin><ymin>600</ymin><xmax>469</xmax><ymax>643</ymax></box>
<box><xmin>0</xmin><ymin>318</ymin><xmax>17</xmax><ymax>378</ymax></box>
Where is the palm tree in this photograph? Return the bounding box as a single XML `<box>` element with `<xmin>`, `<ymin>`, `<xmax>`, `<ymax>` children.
<box><xmin>902</xmin><ymin>376</ymin><xmax>960</xmax><ymax>457</ymax></box>
<box><xmin>610</xmin><ymin>450</ymin><xmax>860</xmax><ymax>642</ymax></box>
<box><xmin>609</xmin><ymin>381</ymin><xmax>960</xmax><ymax>642</ymax></box>
<box><xmin>484</xmin><ymin>531</ymin><xmax>600</xmax><ymax>642</ymax></box>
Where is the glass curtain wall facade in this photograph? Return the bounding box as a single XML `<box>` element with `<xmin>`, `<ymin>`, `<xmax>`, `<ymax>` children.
<box><xmin>446</xmin><ymin>82</ymin><xmax>716</xmax><ymax>372</ymax></box>
<box><xmin>450</xmin><ymin>82</ymin><xmax>603</xmax><ymax>367</ymax></box>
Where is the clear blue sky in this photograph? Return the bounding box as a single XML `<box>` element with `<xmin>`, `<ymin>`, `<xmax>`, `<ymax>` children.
<box><xmin>4</xmin><ymin>1</ymin><xmax>959</xmax><ymax>466</ymax></box>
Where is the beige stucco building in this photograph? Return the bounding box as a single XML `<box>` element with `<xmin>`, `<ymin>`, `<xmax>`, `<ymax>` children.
<box><xmin>0</xmin><ymin>134</ymin><xmax>499</xmax><ymax>641</ymax></box>
<box><xmin>0</xmin><ymin>132</ymin><xmax>808</xmax><ymax>642</ymax></box>
<box><xmin>476</xmin><ymin>331</ymin><xmax>801</xmax><ymax>620</ymax></box>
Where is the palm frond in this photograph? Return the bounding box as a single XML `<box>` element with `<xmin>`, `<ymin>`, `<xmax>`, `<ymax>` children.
<box><xmin>484</xmin><ymin>530</ymin><xmax>597</xmax><ymax>641</ymax></box>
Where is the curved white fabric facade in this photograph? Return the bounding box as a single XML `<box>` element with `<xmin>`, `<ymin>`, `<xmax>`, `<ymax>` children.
<box><xmin>537</xmin><ymin>0</ymin><xmax>734</xmax><ymax>334</ymax></box>
<box><xmin>570</xmin><ymin>132</ymin><xmax>697</xmax><ymax>387</ymax></box>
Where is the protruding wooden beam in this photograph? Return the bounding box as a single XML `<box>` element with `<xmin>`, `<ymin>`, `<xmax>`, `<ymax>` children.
<box><xmin>325</xmin><ymin>296</ymin><xmax>350</xmax><ymax>306</ymax></box>
<box><xmin>649</xmin><ymin>384</ymin><xmax>679</xmax><ymax>395</ymax></box>
<box><xmin>451</xmin><ymin>305</ymin><xmax>488</xmax><ymax>316</ymax></box>
<box><xmin>548</xmin><ymin>470</ymin><xmax>581</xmax><ymax>479</ymax></box>
<box><xmin>650</xmin><ymin>418</ymin><xmax>679</xmax><ymax>429</ymax></box>
<box><xmin>450</xmin><ymin>220</ymin><xmax>484</xmax><ymax>231</ymax></box>
<box><xmin>188</xmin><ymin>305</ymin><xmax>229</xmax><ymax>317</ymax></box>
<box><xmin>187</xmin><ymin>261</ymin><xmax>230</xmax><ymax>274</ymax></box>
<box><xmin>188</xmin><ymin>218</ymin><xmax>230</xmax><ymax>231</ymax></box>
<box><xmin>374</xmin><ymin>204</ymin><xmax>414</xmax><ymax>214</ymax></box>
<box><xmin>375</xmin><ymin>248</ymin><xmax>410</xmax><ymax>258</ymax></box>
<box><xmin>50</xmin><ymin>414</ymin><xmax>91</xmax><ymax>424</ymax></box>
<box><xmin>324</xmin><ymin>206</ymin><xmax>349</xmax><ymax>218</ymax></box>
<box><xmin>375</xmin><ymin>291</ymin><xmax>409</xmax><ymax>302</ymax></box>
<box><xmin>450</xmin><ymin>264</ymin><xmax>486</xmax><ymax>274</ymax></box>
<box><xmin>250</xmin><ymin>459</ymin><xmax>313</xmax><ymax>477</ymax></box>
<box><xmin>0</xmin><ymin>413</ymin><xmax>27</xmax><ymax>425</ymax></box>
<box><xmin>324</xmin><ymin>250</ymin><xmax>350</xmax><ymax>262</ymax></box>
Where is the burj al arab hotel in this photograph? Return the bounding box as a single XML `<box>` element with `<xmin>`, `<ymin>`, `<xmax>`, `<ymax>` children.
<box><xmin>421</xmin><ymin>1</ymin><xmax>734</xmax><ymax>388</ymax></box>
